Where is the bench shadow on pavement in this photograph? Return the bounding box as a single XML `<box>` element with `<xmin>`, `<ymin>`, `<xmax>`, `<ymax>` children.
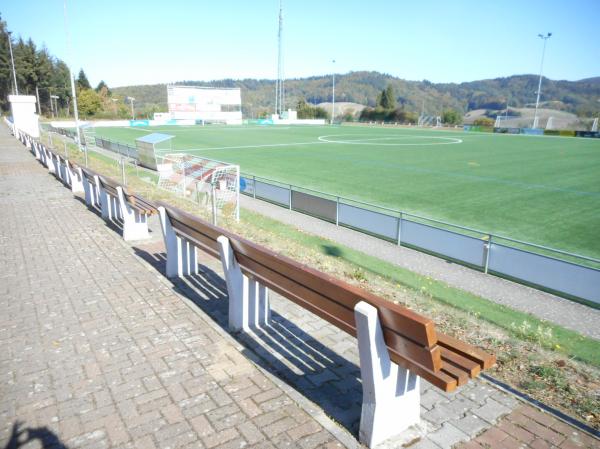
<box><xmin>133</xmin><ymin>246</ymin><xmax>363</xmax><ymax>435</ymax></box>
<box><xmin>3</xmin><ymin>421</ymin><xmax>67</xmax><ymax>449</ymax></box>
<box><xmin>73</xmin><ymin>196</ymin><xmax>126</xmax><ymax>235</ymax></box>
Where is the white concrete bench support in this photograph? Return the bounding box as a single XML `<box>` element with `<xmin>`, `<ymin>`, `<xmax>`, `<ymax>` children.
<box><xmin>32</xmin><ymin>141</ymin><xmax>41</xmax><ymax>160</ymax></box>
<box><xmin>217</xmin><ymin>236</ymin><xmax>270</xmax><ymax>332</ymax></box>
<box><xmin>354</xmin><ymin>301</ymin><xmax>421</xmax><ymax>448</ymax></box>
<box><xmin>46</xmin><ymin>151</ymin><xmax>56</xmax><ymax>174</ymax></box>
<box><xmin>97</xmin><ymin>177</ymin><xmax>121</xmax><ymax>221</ymax></box>
<box><xmin>58</xmin><ymin>160</ymin><xmax>68</xmax><ymax>184</ymax></box>
<box><xmin>116</xmin><ymin>187</ymin><xmax>150</xmax><ymax>241</ymax></box>
<box><xmin>158</xmin><ymin>206</ymin><xmax>198</xmax><ymax>278</ymax></box>
<box><xmin>68</xmin><ymin>163</ymin><xmax>84</xmax><ymax>194</ymax></box>
<box><xmin>82</xmin><ymin>173</ymin><xmax>95</xmax><ymax>207</ymax></box>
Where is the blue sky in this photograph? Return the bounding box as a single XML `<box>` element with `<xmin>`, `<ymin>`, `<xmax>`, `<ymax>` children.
<box><xmin>2</xmin><ymin>0</ymin><xmax>599</xmax><ymax>87</ymax></box>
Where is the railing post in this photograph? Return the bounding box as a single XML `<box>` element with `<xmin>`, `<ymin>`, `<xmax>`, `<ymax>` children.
<box><xmin>336</xmin><ymin>197</ymin><xmax>340</xmax><ymax>226</ymax></box>
<box><xmin>484</xmin><ymin>234</ymin><xmax>492</xmax><ymax>273</ymax></box>
<box><xmin>288</xmin><ymin>185</ymin><xmax>292</xmax><ymax>210</ymax></box>
<box><xmin>211</xmin><ymin>186</ymin><xmax>218</xmax><ymax>226</ymax></box>
<box><xmin>121</xmin><ymin>157</ymin><xmax>126</xmax><ymax>186</ymax></box>
<box><xmin>253</xmin><ymin>176</ymin><xmax>256</xmax><ymax>199</ymax></box>
<box><xmin>397</xmin><ymin>212</ymin><xmax>403</xmax><ymax>246</ymax></box>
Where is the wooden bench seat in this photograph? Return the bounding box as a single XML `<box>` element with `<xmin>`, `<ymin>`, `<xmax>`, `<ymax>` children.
<box><xmin>121</xmin><ymin>187</ymin><xmax>158</xmax><ymax>216</ymax></box>
<box><xmin>155</xmin><ymin>201</ymin><xmax>495</xmax><ymax>393</ymax></box>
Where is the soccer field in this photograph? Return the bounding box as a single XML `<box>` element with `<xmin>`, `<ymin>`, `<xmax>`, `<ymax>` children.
<box><xmin>94</xmin><ymin>124</ymin><xmax>600</xmax><ymax>259</ymax></box>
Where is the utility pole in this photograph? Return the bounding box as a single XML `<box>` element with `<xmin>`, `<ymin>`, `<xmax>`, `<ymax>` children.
<box><xmin>7</xmin><ymin>31</ymin><xmax>19</xmax><ymax>95</ymax></box>
<box><xmin>533</xmin><ymin>32</ymin><xmax>552</xmax><ymax>129</ymax></box>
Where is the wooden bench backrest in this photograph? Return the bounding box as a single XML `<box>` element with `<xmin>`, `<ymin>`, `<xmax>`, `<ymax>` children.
<box><xmin>98</xmin><ymin>174</ymin><xmax>120</xmax><ymax>198</ymax></box>
<box><xmin>121</xmin><ymin>186</ymin><xmax>157</xmax><ymax>214</ymax></box>
<box><xmin>81</xmin><ymin>167</ymin><xmax>100</xmax><ymax>184</ymax></box>
<box><xmin>80</xmin><ymin>169</ymin><xmax>157</xmax><ymax>215</ymax></box>
<box><xmin>154</xmin><ymin>202</ymin><xmax>490</xmax><ymax>389</ymax></box>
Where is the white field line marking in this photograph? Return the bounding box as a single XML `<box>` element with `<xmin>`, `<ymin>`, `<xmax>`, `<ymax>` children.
<box><xmin>184</xmin><ymin>140</ymin><xmax>327</xmax><ymax>152</ymax></box>
<box><xmin>318</xmin><ymin>134</ymin><xmax>462</xmax><ymax>145</ymax></box>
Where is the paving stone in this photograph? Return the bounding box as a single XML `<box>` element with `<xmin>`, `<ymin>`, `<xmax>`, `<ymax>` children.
<box><xmin>427</xmin><ymin>422</ymin><xmax>469</xmax><ymax>449</ymax></box>
<box><xmin>472</xmin><ymin>398</ymin><xmax>512</xmax><ymax>423</ymax></box>
<box><xmin>452</xmin><ymin>414</ymin><xmax>489</xmax><ymax>438</ymax></box>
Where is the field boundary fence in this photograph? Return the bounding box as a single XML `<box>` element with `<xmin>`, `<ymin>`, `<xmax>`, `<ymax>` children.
<box><xmin>239</xmin><ymin>173</ymin><xmax>600</xmax><ymax>305</ymax></box>
<box><xmin>94</xmin><ymin>136</ymin><xmax>138</xmax><ymax>160</ymax></box>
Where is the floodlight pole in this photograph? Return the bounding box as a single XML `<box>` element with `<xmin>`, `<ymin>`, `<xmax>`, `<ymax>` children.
<box><xmin>533</xmin><ymin>32</ymin><xmax>552</xmax><ymax>129</ymax></box>
<box><xmin>130</xmin><ymin>97</ymin><xmax>136</xmax><ymax>120</ymax></box>
<box><xmin>64</xmin><ymin>0</ymin><xmax>82</xmax><ymax>148</ymax></box>
<box><xmin>7</xmin><ymin>31</ymin><xmax>19</xmax><ymax>95</ymax></box>
<box><xmin>275</xmin><ymin>0</ymin><xmax>284</xmax><ymax>117</ymax></box>
<box><xmin>331</xmin><ymin>60</ymin><xmax>336</xmax><ymax>125</ymax></box>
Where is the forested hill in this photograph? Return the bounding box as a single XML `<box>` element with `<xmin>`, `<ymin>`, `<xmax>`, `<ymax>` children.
<box><xmin>112</xmin><ymin>71</ymin><xmax>600</xmax><ymax>118</ymax></box>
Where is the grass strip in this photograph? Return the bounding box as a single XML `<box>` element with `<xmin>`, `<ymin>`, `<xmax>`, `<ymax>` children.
<box><xmin>242</xmin><ymin>208</ymin><xmax>600</xmax><ymax>367</ymax></box>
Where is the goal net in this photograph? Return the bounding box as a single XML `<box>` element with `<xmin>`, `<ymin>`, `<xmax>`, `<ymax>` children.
<box><xmin>157</xmin><ymin>153</ymin><xmax>240</xmax><ymax>224</ymax></box>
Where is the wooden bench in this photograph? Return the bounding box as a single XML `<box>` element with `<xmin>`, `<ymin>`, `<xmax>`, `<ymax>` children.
<box><xmin>85</xmin><ymin>170</ymin><xmax>157</xmax><ymax>241</ymax></box>
<box><xmin>155</xmin><ymin>201</ymin><xmax>495</xmax><ymax>447</ymax></box>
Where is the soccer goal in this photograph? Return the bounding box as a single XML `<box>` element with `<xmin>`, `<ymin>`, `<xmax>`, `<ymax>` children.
<box><xmin>157</xmin><ymin>153</ymin><xmax>240</xmax><ymax>224</ymax></box>
<box><xmin>418</xmin><ymin>115</ymin><xmax>442</xmax><ymax>127</ymax></box>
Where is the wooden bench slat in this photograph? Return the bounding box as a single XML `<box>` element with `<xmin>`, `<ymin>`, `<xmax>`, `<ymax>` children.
<box><xmin>440</xmin><ymin>362</ymin><xmax>469</xmax><ymax>386</ymax></box>
<box><xmin>393</xmin><ymin>358</ymin><xmax>458</xmax><ymax>393</ymax></box>
<box><xmin>440</xmin><ymin>347</ymin><xmax>481</xmax><ymax>378</ymax></box>
<box><xmin>437</xmin><ymin>333</ymin><xmax>496</xmax><ymax>370</ymax></box>
<box><xmin>126</xmin><ymin>194</ymin><xmax>157</xmax><ymax>215</ymax></box>
<box><xmin>171</xmin><ymin>220</ymin><xmax>220</xmax><ymax>259</ymax></box>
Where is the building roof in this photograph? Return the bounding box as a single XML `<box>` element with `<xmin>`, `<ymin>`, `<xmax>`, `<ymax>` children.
<box><xmin>135</xmin><ymin>133</ymin><xmax>175</xmax><ymax>144</ymax></box>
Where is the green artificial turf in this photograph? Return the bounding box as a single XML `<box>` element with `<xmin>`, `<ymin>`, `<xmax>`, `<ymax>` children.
<box><xmin>94</xmin><ymin>124</ymin><xmax>600</xmax><ymax>259</ymax></box>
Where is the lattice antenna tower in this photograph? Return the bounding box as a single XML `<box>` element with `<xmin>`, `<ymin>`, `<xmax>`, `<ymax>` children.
<box><xmin>275</xmin><ymin>0</ymin><xmax>285</xmax><ymax>116</ymax></box>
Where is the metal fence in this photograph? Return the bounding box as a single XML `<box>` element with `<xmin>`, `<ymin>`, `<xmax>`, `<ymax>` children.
<box><xmin>240</xmin><ymin>174</ymin><xmax>600</xmax><ymax>305</ymax></box>
<box><xmin>94</xmin><ymin>137</ymin><xmax>138</xmax><ymax>160</ymax></box>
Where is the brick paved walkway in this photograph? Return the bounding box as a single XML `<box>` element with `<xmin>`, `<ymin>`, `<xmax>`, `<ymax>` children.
<box><xmin>1</xmin><ymin>126</ymin><xmax>598</xmax><ymax>449</ymax></box>
<box><xmin>0</xmin><ymin>132</ymin><xmax>349</xmax><ymax>448</ymax></box>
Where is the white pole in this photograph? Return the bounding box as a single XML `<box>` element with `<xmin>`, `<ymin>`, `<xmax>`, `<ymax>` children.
<box><xmin>331</xmin><ymin>59</ymin><xmax>336</xmax><ymax>125</ymax></box>
<box><xmin>533</xmin><ymin>33</ymin><xmax>552</xmax><ymax>129</ymax></box>
<box><xmin>63</xmin><ymin>0</ymin><xmax>82</xmax><ymax>148</ymax></box>
<box><xmin>7</xmin><ymin>32</ymin><xmax>19</xmax><ymax>95</ymax></box>
<box><xmin>130</xmin><ymin>98</ymin><xmax>135</xmax><ymax>119</ymax></box>
<box><xmin>36</xmin><ymin>86</ymin><xmax>41</xmax><ymax>114</ymax></box>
